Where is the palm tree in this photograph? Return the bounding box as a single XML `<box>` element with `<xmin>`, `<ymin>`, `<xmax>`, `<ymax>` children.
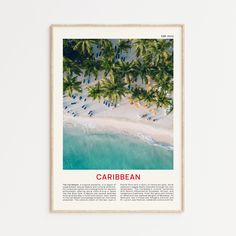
<box><xmin>133</xmin><ymin>60</ymin><xmax>150</xmax><ymax>84</ymax></box>
<box><xmin>63</xmin><ymin>39</ymin><xmax>83</xmax><ymax>63</ymax></box>
<box><xmin>101</xmin><ymin>73</ymin><xmax>127</xmax><ymax>106</ymax></box>
<box><xmin>142</xmin><ymin>89</ymin><xmax>157</xmax><ymax>107</ymax></box>
<box><xmin>83</xmin><ymin>59</ymin><xmax>100</xmax><ymax>80</ymax></box>
<box><xmin>73</xmin><ymin>39</ymin><xmax>96</xmax><ymax>55</ymax></box>
<box><xmin>100</xmin><ymin>58</ymin><xmax>114</xmax><ymax>77</ymax></box>
<box><xmin>155</xmin><ymin>91</ymin><xmax>173</xmax><ymax>113</ymax></box>
<box><xmin>98</xmin><ymin>39</ymin><xmax>113</xmax><ymax>51</ymax></box>
<box><xmin>102</xmin><ymin>46</ymin><xmax>115</xmax><ymax>61</ymax></box>
<box><xmin>154</xmin><ymin>53</ymin><xmax>173</xmax><ymax>78</ymax></box>
<box><xmin>114</xmin><ymin>60</ymin><xmax>134</xmax><ymax>87</ymax></box>
<box><xmin>116</xmin><ymin>39</ymin><xmax>131</xmax><ymax>54</ymax></box>
<box><xmin>87</xmin><ymin>81</ymin><xmax>103</xmax><ymax>102</ymax></box>
<box><xmin>63</xmin><ymin>57</ymin><xmax>82</xmax><ymax>76</ymax></box>
<box><xmin>154</xmin><ymin>73</ymin><xmax>173</xmax><ymax>94</ymax></box>
<box><xmin>132</xmin><ymin>39</ymin><xmax>150</xmax><ymax>58</ymax></box>
<box><xmin>128</xmin><ymin>87</ymin><xmax>145</xmax><ymax>104</ymax></box>
<box><xmin>63</xmin><ymin>69</ymin><xmax>82</xmax><ymax>97</ymax></box>
<box><xmin>145</xmin><ymin>39</ymin><xmax>173</xmax><ymax>65</ymax></box>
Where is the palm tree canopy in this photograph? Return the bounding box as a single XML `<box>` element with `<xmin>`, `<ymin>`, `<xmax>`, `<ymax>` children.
<box><xmin>63</xmin><ymin>69</ymin><xmax>82</xmax><ymax>97</ymax></box>
<box><xmin>98</xmin><ymin>39</ymin><xmax>113</xmax><ymax>51</ymax></box>
<box><xmin>129</xmin><ymin>87</ymin><xmax>145</xmax><ymax>102</ymax></box>
<box><xmin>155</xmin><ymin>90</ymin><xmax>173</xmax><ymax>111</ymax></box>
<box><xmin>149</xmin><ymin>40</ymin><xmax>172</xmax><ymax>64</ymax></box>
<box><xmin>82</xmin><ymin>59</ymin><xmax>100</xmax><ymax>79</ymax></box>
<box><xmin>101</xmin><ymin>45</ymin><xmax>115</xmax><ymax>61</ymax></box>
<box><xmin>132</xmin><ymin>39</ymin><xmax>150</xmax><ymax>58</ymax></box>
<box><xmin>132</xmin><ymin>60</ymin><xmax>150</xmax><ymax>84</ymax></box>
<box><xmin>117</xmin><ymin>39</ymin><xmax>131</xmax><ymax>54</ymax></box>
<box><xmin>114</xmin><ymin>60</ymin><xmax>133</xmax><ymax>78</ymax></box>
<box><xmin>87</xmin><ymin>81</ymin><xmax>103</xmax><ymax>101</ymax></box>
<box><xmin>101</xmin><ymin>73</ymin><xmax>127</xmax><ymax>105</ymax></box>
<box><xmin>63</xmin><ymin>57</ymin><xmax>82</xmax><ymax>76</ymax></box>
<box><xmin>73</xmin><ymin>39</ymin><xmax>96</xmax><ymax>55</ymax></box>
<box><xmin>142</xmin><ymin>89</ymin><xmax>157</xmax><ymax>106</ymax></box>
<box><xmin>100</xmin><ymin>58</ymin><xmax>114</xmax><ymax>76</ymax></box>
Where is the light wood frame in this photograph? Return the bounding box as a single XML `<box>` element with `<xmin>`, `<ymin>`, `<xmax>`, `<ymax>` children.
<box><xmin>50</xmin><ymin>24</ymin><xmax>184</xmax><ymax>213</ymax></box>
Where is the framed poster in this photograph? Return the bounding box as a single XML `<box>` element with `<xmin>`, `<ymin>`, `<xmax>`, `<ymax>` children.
<box><xmin>50</xmin><ymin>24</ymin><xmax>184</xmax><ymax>212</ymax></box>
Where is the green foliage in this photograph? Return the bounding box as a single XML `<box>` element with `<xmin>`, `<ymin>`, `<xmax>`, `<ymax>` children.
<box><xmin>98</xmin><ymin>39</ymin><xmax>115</xmax><ymax>60</ymax></box>
<box><xmin>87</xmin><ymin>81</ymin><xmax>103</xmax><ymax>102</ymax></box>
<box><xmin>100</xmin><ymin>58</ymin><xmax>114</xmax><ymax>76</ymax></box>
<box><xmin>117</xmin><ymin>39</ymin><xmax>131</xmax><ymax>54</ymax></box>
<box><xmin>132</xmin><ymin>39</ymin><xmax>150</xmax><ymax>58</ymax></box>
<box><xmin>63</xmin><ymin>57</ymin><xmax>82</xmax><ymax>75</ymax></box>
<box><xmin>73</xmin><ymin>39</ymin><xmax>96</xmax><ymax>55</ymax></box>
<box><xmin>129</xmin><ymin>87</ymin><xmax>146</xmax><ymax>102</ymax></box>
<box><xmin>83</xmin><ymin>59</ymin><xmax>100</xmax><ymax>79</ymax></box>
<box><xmin>101</xmin><ymin>73</ymin><xmax>127</xmax><ymax>106</ymax></box>
<box><xmin>132</xmin><ymin>60</ymin><xmax>149</xmax><ymax>84</ymax></box>
<box><xmin>63</xmin><ymin>38</ymin><xmax>174</xmax><ymax>112</ymax></box>
<box><xmin>113</xmin><ymin>60</ymin><xmax>134</xmax><ymax>86</ymax></box>
<box><xmin>63</xmin><ymin>69</ymin><xmax>82</xmax><ymax>97</ymax></box>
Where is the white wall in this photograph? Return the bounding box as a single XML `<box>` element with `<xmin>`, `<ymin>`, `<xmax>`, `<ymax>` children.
<box><xmin>0</xmin><ymin>0</ymin><xmax>236</xmax><ymax>235</ymax></box>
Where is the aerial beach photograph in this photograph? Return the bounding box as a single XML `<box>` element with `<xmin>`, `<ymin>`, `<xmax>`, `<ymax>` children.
<box><xmin>63</xmin><ymin>38</ymin><xmax>174</xmax><ymax>170</ymax></box>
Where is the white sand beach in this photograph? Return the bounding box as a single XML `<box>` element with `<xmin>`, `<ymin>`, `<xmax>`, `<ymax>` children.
<box><xmin>64</xmin><ymin>114</ymin><xmax>173</xmax><ymax>145</ymax></box>
<box><xmin>64</xmin><ymin>76</ymin><xmax>173</xmax><ymax>145</ymax></box>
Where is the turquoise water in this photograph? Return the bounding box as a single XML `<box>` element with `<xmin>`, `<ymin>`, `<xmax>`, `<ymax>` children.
<box><xmin>63</xmin><ymin>124</ymin><xmax>173</xmax><ymax>170</ymax></box>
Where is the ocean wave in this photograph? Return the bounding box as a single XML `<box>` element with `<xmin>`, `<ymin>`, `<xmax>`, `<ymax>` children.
<box><xmin>135</xmin><ymin>133</ymin><xmax>173</xmax><ymax>150</ymax></box>
<box><xmin>64</xmin><ymin>118</ymin><xmax>173</xmax><ymax>150</ymax></box>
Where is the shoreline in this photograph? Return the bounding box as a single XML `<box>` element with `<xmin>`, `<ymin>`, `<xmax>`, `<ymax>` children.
<box><xmin>64</xmin><ymin>115</ymin><xmax>173</xmax><ymax>146</ymax></box>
